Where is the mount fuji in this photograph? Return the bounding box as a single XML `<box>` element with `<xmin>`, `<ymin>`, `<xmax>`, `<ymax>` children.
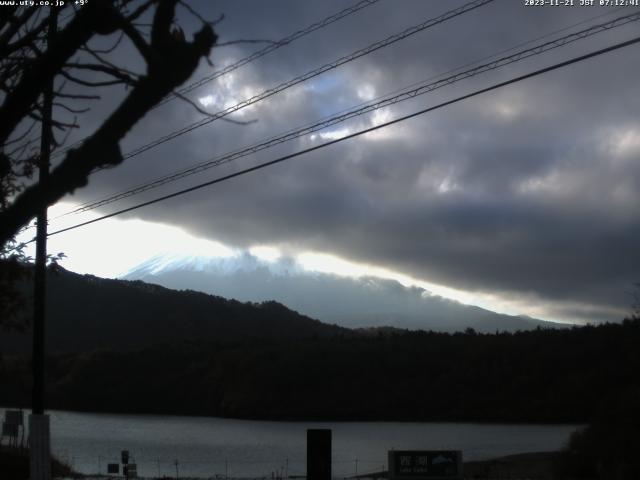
<box><xmin>121</xmin><ymin>252</ymin><xmax>563</xmax><ymax>333</ymax></box>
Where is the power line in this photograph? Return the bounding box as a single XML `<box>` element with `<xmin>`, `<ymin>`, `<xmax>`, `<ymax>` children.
<box><xmin>158</xmin><ymin>0</ymin><xmax>383</xmax><ymax>106</ymax></box>
<box><xmin>52</xmin><ymin>0</ymin><xmax>382</xmax><ymax>158</ymax></box>
<box><xmin>122</xmin><ymin>0</ymin><xmax>494</xmax><ymax>160</ymax></box>
<box><xmin>58</xmin><ymin>10</ymin><xmax>640</xmax><ymax>217</ymax></box>
<box><xmin>61</xmin><ymin>6</ymin><xmax>628</xmax><ymax>215</ymax></box>
<box><xmin>43</xmin><ymin>33</ymin><xmax>640</xmax><ymax>240</ymax></box>
<box><xmin>54</xmin><ymin>0</ymin><xmax>495</xmax><ymax>165</ymax></box>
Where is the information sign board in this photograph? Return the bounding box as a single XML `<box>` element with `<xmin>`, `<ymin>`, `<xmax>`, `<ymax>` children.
<box><xmin>388</xmin><ymin>450</ymin><xmax>462</xmax><ymax>480</ymax></box>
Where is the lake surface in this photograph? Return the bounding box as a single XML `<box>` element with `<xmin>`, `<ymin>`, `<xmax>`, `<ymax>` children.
<box><xmin>1</xmin><ymin>408</ymin><xmax>580</xmax><ymax>479</ymax></box>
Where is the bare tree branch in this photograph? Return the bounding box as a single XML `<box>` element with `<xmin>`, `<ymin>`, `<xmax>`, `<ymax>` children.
<box><xmin>80</xmin><ymin>42</ymin><xmax>143</xmax><ymax>79</ymax></box>
<box><xmin>125</xmin><ymin>0</ymin><xmax>157</xmax><ymax>23</ymax></box>
<box><xmin>64</xmin><ymin>62</ymin><xmax>140</xmax><ymax>85</ymax></box>
<box><xmin>2</xmin><ymin>119</ymin><xmax>39</xmax><ymax>147</ymax></box>
<box><xmin>178</xmin><ymin>1</ymin><xmax>223</xmax><ymax>28</ymax></box>
<box><xmin>0</xmin><ymin>6</ymin><xmax>19</xmax><ymax>33</ymax></box>
<box><xmin>0</xmin><ymin>2</ymin><xmax>217</xmax><ymax>246</ymax></box>
<box><xmin>52</xmin><ymin>102</ymin><xmax>90</xmax><ymax>114</ymax></box>
<box><xmin>54</xmin><ymin>91</ymin><xmax>101</xmax><ymax>100</ymax></box>
<box><xmin>0</xmin><ymin>1</ymin><xmax>124</xmax><ymax>145</ymax></box>
<box><xmin>60</xmin><ymin>69</ymin><xmax>129</xmax><ymax>87</ymax></box>
<box><xmin>0</xmin><ymin>6</ymin><xmax>39</xmax><ymax>50</ymax></box>
<box><xmin>172</xmin><ymin>89</ymin><xmax>258</xmax><ymax>125</ymax></box>
<box><xmin>52</xmin><ymin>121</ymin><xmax>76</xmax><ymax>149</ymax></box>
<box><xmin>81</xmin><ymin>30</ymin><xmax>125</xmax><ymax>55</ymax></box>
<box><xmin>117</xmin><ymin>14</ymin><xmax>156</xmax><ymax>65</ymax></box>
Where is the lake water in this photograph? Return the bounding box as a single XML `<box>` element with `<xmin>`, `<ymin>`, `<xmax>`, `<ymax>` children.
<box><xmin>1</xmin><ymin>408</ymin><xmax>580</xmax><ymax>479</ymax></box>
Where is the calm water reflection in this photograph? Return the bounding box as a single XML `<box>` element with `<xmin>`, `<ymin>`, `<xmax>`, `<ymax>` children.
<box><xmin>1</xmin><ymin>408</ymin><xmax>579</xmax><ymax>478</ymax></box>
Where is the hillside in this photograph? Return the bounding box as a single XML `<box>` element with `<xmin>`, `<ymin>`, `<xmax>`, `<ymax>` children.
<box><xmin>2</xmin><ymin>264</ymin><xmax>638</xmax><ymax>423</ymax></box>
<box><xmin>1</xmin><ymin>263</ymin><xmax>566</xmax><ymax>355</ymax></box>
<box><xmin>0</xmin><ymin>265</ymin><xmax>348</xmax><ymax>354</ymax></box>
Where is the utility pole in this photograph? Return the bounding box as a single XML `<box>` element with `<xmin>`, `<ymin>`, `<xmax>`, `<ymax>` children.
<box><xmin>30</xmin><ymin>6</ymin><xmax>57</xmax><ymax>480</ymax></box>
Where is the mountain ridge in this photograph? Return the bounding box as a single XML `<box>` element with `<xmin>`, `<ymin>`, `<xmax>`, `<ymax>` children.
<box><xmin>122</xmin><ymin>252</ymin><xmax>566</xmax><ymax>333</ymax></box>
<box><xmin>0</xmin><ymin>265</ymin><xmax>348</xmax><ymax>354</ymax></box>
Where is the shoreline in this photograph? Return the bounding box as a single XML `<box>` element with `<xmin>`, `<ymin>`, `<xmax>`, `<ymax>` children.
<box><xmin>346</xmin><ymin>452</ymin><xmax>560</xmax><ymax>480</ymax></box>
<box><xmin>463</xmin><ymin>451</ymin><xmax>559</xmax><ymax>479</ymax></box>
<box><xmin>50</xmin><ymin>452</ymin><xmax>562</xmax><ymax>480</ymax></box>
<box><xmin>0</xmin><ymin>404</ymin><xmax>587</xmax><ymax>426</ymax></box>
<box><xmin>1</xmin><ymin>446</ymin><xmax>561</xmax><ymax>480</ymax></box>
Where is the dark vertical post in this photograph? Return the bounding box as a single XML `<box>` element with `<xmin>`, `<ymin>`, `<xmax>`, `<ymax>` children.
<box><xmin>307</xmin><ymin>429</ymin><xmax>331</xmax><ymax>480</ymax></box>
<box><xmin>30</xmin><ymin>7</ymin><xmax>56</xmax><ymax>480</ymax></box>
<box><xmin>33</xmin><ymin>4</ymin><xmax>56</xmax><ymax>418</ymax></box>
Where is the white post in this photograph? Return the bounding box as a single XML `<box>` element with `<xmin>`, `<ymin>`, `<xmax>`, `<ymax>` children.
<box><xmin>29</xmin><ymin>414</ymin><xmax>51</xmax><ymax>480</ymax></box>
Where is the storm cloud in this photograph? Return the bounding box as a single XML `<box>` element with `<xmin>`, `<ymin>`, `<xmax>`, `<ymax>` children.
<box><xmin>56</xmin><ymin>0</ymin><xmax>640</xmax><ymax>323</ymax></box>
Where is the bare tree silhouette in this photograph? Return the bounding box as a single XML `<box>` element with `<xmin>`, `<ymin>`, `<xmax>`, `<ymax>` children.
<box><xmin>0</xmin><ymin>0</ymin><xmax>217</xmax><ymax>248</ymax></box>
<box><xmin>0</xmin><ymin>0</ymin><xmax>218</xmax><ymax>327</ymax></box>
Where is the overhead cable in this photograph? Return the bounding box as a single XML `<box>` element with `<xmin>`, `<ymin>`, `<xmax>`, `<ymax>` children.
<box><xmin>42</xmin><ymin>33</ymin><xmax>640</xmax><ymax>239</ymax></box>
<box><xmin>60</xmin><ymin>11</ymin><xmax>640</xmax><ymax>216</ymax></box>
<box><xmin>53</xmin><ymin>0</ymin><xmax>495</xmax><ymax>163</ymax></box>
<box><xmin>52</xmin><ymin>0</ymin><xmax>383</xmax><ymax>157</ymax></box>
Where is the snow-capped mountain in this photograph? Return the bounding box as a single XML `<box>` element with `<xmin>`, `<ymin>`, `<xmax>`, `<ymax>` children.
<box><xmin>121</xmin><ymin>252</ymin><xmax>562</xmax><ymax>333</ymax></box>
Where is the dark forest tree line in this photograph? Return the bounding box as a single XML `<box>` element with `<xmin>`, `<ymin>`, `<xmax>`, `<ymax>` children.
<box><xmin>2</xmin><ymin>319</ymin><xmax>639</xmax><ymax>423</ymax></box>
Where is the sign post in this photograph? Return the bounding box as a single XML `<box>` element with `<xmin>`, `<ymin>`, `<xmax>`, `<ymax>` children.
<box><xmin>388</xmin><ymin>450</ymin><xmax>463</xmax><ymax>480</ymax></box>
<box><xmin>30</xmin><ymin>7</ymin><xmax>57</xmax><ymax>480</ymax></box>
<box><xmin>307</xmin><ymin>429</ymin><xmax>331</xmax><ymax>480</ymax></box>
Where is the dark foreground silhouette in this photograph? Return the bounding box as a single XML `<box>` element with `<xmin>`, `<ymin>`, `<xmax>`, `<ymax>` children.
<box><xmin>2</xmin><ymin>264</ymin><xmax>639</xmax><ymax>478</ymax></box>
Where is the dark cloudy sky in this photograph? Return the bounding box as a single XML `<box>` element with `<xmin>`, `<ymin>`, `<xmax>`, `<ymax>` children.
<box><xmin>48</xmin><ymin>0</ymin><xmax>640</xmax><ymax>324</ymax></box>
